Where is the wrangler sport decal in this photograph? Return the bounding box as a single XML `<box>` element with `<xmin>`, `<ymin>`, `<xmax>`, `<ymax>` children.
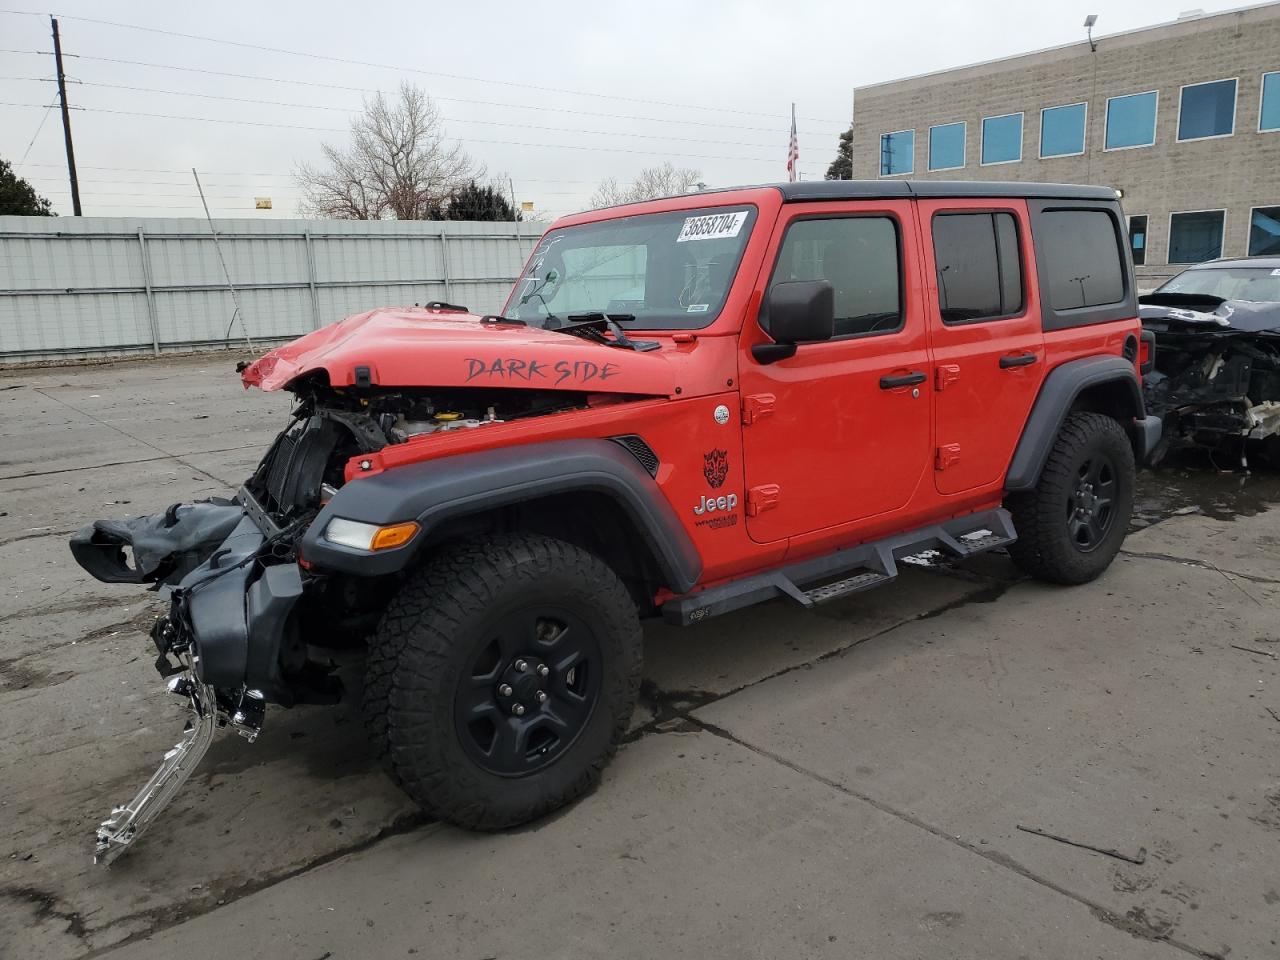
<box><xmin>464</xmin><ymin>357</ymin><xmax>620</xmax><ymax>385</ymax></box>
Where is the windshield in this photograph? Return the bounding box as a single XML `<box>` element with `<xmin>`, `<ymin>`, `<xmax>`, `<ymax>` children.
<box><xmin>503</xmin><ymin>205</ymin><xmax>758</xmax><ymax>329</ymax></box>
<box><xmin>1156</xmin><ymin>266</ymin><xmax>1280</xmax><ymax>302</ymax></box>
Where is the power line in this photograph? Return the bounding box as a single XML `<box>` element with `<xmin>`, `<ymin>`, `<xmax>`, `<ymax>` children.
<box><xmin>18</xmin><ymin>165</ymin><xmax>599</xmax><ymax>184</ymax></box>
<box><xmin>0</xmin><ymin>9</ymin><xmax>845</xmax><ymax>123</ymax></box>
<box><xmin>18</xmin><ymin>50</ymin><xmax>840</xmax><ymax>138</ymax></box>
<box><xmin>64</xmin><ymin>80</ymin><xmax>796</xmax><ymax>150</ymax></box>
<box><xmin>2</xmin><ymin>102</ymin><xmax>825</xmax><ymax>165</ymax></box>
<box><xmin>14</xmin><ymin>99</ymin><xmax>55</xmax><ymax>168</ymax></box>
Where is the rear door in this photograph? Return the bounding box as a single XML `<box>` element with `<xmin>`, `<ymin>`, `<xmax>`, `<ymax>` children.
<box><xmin>737</xmin><ymin>200</ymin><xmax>933</xmax><ymax>543</ymax></box>
<box><xmin>918</xmin><ymin>200</ymin><xmax>1044</xmax><ymax>495</ymax></box>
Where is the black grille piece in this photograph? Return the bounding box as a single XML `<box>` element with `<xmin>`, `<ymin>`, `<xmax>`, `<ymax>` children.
<box><xmin>610</xmin><ymin>435</ymin><xmax>660</xmax><ymax>477</ymax></box>
<box><xmin>254</xmin><ymin>417</ymin><xmax>342</xmax><ymax>517</ymax></box>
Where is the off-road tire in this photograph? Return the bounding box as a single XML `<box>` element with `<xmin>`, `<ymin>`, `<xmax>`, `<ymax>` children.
<box><xmin>364</xmin><ymin>533</ymin><xmax>642</xmax><ymax>829</ymax></box>
<box><xmin>1007</xmin><ymin>412</ymin><xmax>1135</xmax><ymax>585</ymax></box>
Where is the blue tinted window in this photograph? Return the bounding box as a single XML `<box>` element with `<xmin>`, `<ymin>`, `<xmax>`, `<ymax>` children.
<box><xmin>880</xmin><ymin>130</ymin><xmax>914</xmax><ymax>175</ymax></box>
<box><xmin>1178</xmin><ymin>79</ymin><xmax>1236</xmax><ymax>140</ymax></box>
<box><xmin>1105</xmin><ymin>91</ymin><xmax>1157</xmax><ymax>149</ymax></box>
<box><xmin>1169</xmin><ymin>210</ymin><xmax>1224</xmax><ymax>264</ymax></box>
<box><xmin>981</xmin><ymin>114</ymin><xmax>1022</xmax><ymax>164</ymax></box>
<box><xmin>1262</xmin><ymin>72</ymin><xmax>1280</xmax><ymax>131</ymax></box>
<box><xmin>1249</xmin><ymin>207</ymin><xmax>1280</xmax><ymax>256</ymax></box>
<box><xmin>928</xmin><ymin>122</ymin><xmax>965</xmax><ymax>170</ymax></box>
<box><xmin>1040</xmin><ymin>103</ymin><xmax>1086</xmax><ymax>157</ymax></box>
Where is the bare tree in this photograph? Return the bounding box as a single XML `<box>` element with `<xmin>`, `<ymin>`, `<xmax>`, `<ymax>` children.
<box><xmin>589</xmin><ymin>162</ymin><xmax>703</xmax><ymax>209</ymax></box>
<box><xmin>295</xmin><ymin>83</ymin><xmax>479</xmax><ymax>220</ymax></box>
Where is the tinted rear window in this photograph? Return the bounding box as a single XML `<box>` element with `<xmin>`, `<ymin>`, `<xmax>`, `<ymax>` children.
<box><xmin>932</xmin><ymin>212</ymin><xmax>1024</xmax><ymax>323</ymax></box>
<box><xmin>1036</xmin><ymin>210</ymin><xmax>1125</xmax><ymax>309</ymax></box>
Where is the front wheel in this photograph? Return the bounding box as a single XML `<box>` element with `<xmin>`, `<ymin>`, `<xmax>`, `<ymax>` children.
<box><xmin>364</xmin><ymin>533</ymin><xmax>642</xmax><ymax>830</ymax></box>
<box><xmin>1007</xmin><ymin>412</ymin><xmax>1135</xmax><ymax>585</ymax></box>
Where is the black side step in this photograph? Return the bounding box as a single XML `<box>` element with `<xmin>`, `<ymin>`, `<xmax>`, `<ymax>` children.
<box><xmin>662</xmin><ymin>508</ymin><xmax>1016</xmax><ymax>626</ymax></box>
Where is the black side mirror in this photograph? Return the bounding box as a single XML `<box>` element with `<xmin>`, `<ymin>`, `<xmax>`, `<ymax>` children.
<box><xmin>754</xmin><ymin>279</ymin><xmax>835</xmax><ymax>363</ymax></box>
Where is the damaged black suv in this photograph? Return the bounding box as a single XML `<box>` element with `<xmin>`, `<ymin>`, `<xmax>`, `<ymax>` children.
<box><xmin>1141</xmin><ymin>256</ymin><xmax>1280</xmax><ymax>466</ymax></box>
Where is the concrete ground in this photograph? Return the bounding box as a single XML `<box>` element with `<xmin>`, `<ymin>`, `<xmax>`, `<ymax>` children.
<box><xmin>1</xmin><ymin>354</ymin><xmax>1278</xmax><ymax>960</ymax></box>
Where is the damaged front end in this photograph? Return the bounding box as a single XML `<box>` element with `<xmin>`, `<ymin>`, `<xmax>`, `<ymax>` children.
<box><xmin>69</xmin><ymin>376</ymin><xmax>597</xmax><ymax>862</ymax></box>
<box><xmin>1140</xmin><ymin>292</ymin><xmax>1280</xmax><ymax>466</ymax></box>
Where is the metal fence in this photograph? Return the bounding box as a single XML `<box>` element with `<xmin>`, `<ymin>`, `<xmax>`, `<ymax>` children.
<box><xmin>0</xmin><ymin>216</ymin><xmax>540</xmax><ymax>362</ymax></box>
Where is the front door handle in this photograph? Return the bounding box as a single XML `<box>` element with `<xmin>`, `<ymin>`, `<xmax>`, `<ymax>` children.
<box><xmin>999</xmin><ymin>352</ymin><xmax>1038</xmax><ymax>369</ymax></box>
<box><xmin>879</xmin><ymin>370</ymin><xmax>927</xmax><ymax>389</ymax></box>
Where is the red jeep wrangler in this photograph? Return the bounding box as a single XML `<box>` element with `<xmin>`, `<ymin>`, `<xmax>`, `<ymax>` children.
<box><xmin>71</xmin><ymin>180</ymin><xmax>1160</xmax><ymax>862</ymax></box>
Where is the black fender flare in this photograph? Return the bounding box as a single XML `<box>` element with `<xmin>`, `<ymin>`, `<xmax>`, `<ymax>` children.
<box><xmin>299</xmin><ymin>438</ymin><xmax>702</xmax><ymax>592</ymax></box>
<box><xmin>1005</xmin><ymin>355</ymin><xmax>1153</xmax><ymax>492</ymax></box>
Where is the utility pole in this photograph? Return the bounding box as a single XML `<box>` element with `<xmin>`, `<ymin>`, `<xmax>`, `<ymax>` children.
<box><xmin>51</xmin><ymin>17</ymin><xmax>81</xmax><ymax>216</ymax></box>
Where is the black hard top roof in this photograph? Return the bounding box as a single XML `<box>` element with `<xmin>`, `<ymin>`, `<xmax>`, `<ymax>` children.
<box><xmin>775</xmin><ymin>180</ymin><xmax>1118</xmax><ymax>202</ymax></box>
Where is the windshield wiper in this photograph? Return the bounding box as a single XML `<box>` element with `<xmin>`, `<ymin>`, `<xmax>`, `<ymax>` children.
<box><xmin>565</xmin><ymin>313</ymin><xmax>660</xmax><ymax>352</ymax></box>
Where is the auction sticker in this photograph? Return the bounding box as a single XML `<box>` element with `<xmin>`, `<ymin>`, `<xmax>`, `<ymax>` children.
<box><xmin>677</xmin><ymin>211</ymin><xmax>748</xmax><ymax>243</ymax></box>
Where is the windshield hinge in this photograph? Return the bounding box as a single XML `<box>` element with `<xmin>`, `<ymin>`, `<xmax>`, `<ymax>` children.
<box><xmin>742</xmin><ymin>393</ymin><xmax>776</xmax><ymax>425</ymax></box>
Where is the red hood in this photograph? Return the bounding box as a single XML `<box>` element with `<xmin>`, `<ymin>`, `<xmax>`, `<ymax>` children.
<box><xmin>241</xmin><ymin>307</ymin><xmax>682</xmax><ymax>395</ymax></box>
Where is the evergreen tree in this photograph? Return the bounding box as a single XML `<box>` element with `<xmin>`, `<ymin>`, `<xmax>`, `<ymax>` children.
<box><xmin>444</xmin><ymin>181</ymin><xmax>518</xmax><ymax>221</ymax></box>
<box><xmin>0</xmin><ymin>158</ymin><xmax>55</xmax><ymax>216</ymax></box>
<box><xmin>824</xmin><ymin>129</ymin><xmax>853</xmax><ymax>181</ymax></box>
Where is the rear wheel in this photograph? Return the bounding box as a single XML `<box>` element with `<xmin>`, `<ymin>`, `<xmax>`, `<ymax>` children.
<box><xmin>1007</xmin><ymin>412</ymin><xmax>1135</xmax><ymax>585</ymax></box>
<box><xmin>364</xmin><ymin>533</ymin><xmax>642</xmax><ymax>829</ymax></box>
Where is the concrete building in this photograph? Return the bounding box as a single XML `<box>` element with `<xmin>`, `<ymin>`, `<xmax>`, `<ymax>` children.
<box><xmin>850</xmin><ymin>2</ymin><xmax>1280</xmax><ymax>287</ymax></box>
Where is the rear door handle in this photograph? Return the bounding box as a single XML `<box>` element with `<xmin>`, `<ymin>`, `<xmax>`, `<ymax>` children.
<box><xmin>999</xmin><ymin>352</ymin><xmax>1038</xmax><ymax>369</ymax></box>
<box><xmin>879</xmin><ymin>370</ymin><xmax>927</xmax><ymax>389</ymax></box>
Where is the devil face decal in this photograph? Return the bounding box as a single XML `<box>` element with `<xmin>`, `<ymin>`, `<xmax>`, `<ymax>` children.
<box><xmin>703</xmin><ymin>448</ymin><xmax>729</xmax><ymax>489</ymax></box>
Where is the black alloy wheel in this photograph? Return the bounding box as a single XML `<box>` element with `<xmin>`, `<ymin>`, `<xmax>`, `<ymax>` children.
<box><xmin>454</xmin><ymin>607</ymin><xmax>602</xmax><ymax>777</ymax></box>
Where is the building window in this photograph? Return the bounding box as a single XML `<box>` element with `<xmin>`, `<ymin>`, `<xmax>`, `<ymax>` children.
<box><xmin>1168</xmin><ymin>210</ymin><xmax>1225</xmax><ymax>263</ymax></box>
<box><xmin>1040</xmin><ymin>102</ymin><xmax>1087</xmax><ymax>158</ymax></box>
<box><xmin>1128</xmin><ymin>215</ymin><xmax>1148</xmax><ymax>267</ymax></box>
<box><xmin>981</xmin><ymin>113</ymin><xmax>1023</xmax><ymax>165</ymax></box>
<box><xmin>1105</xmin><ymin>91</ymin><xmax>1158</xmax><ymax>149</ymax></box>
<box><xmin>1261</xmin><ymin>72</ymin><xmax>1280</xmax><ymax>132</ymax></box>
<box><xmin>928</xmin><ymin>122</ymin><xmax>966</xmax><ymax>171</ymax></box>
<box><xmin>771</xmin><ymin>216</ymin><xmax>902</xmax><ymax>338</ymax></box>
<box><xmin>1037</xmin><ymin>210</ymin><xmax>1125</xmax><ymax>309</ymax></box>
<box><xmin>879</xmin><ymin>130</ymin><xmax>914</xmax><ymax>176</ymax></box>
<box><xmin>1248</xmin><ymin>206</ymin><xmax>1280</xmax><ymax>256</ymax></box>
<box><xmin>932</xmin><ymin>212</ymin><xmax>1023</xmax><ymax>323</ymax></box>
<box><xmin>1177</xmin><ymin>78</ymin><xmax>1237</xmax><ymax>141</ymax></box>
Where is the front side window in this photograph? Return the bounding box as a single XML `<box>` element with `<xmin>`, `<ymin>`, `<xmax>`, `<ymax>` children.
<box><xmin>1249</xmin><ymin>206</ymin><xmax>1280</xmax><ymax>256</ymax></box>
<box><xmin>1158</xmin><ymin>265</ymin><xmax>1280</xmax><ymax>301</ymax></box>
<box><xmin>1040</xmin><ymin>102</ymin><xmax>1087</xmax><ymax>158</ymax></box>
<box><xmin>1178</xmin><ymin>78</ymin><xmax>1237</xmax><ymax>141</ymax></box>
<box><xmin>503</xmin><ymin>206</ymin><xmax>757</xmax><ymax>329</ymax></box>
<box><xmin>1261</xmin><ymin>72</ymin><xmax>1280</xmax><ymax>132</ymax></box>
<box><xmin>1037</xmin><ymin>210</ymin><xmax>1125</xmax><ymax>309</ymax></box>
<box><xmin>932</xmin><ymin>212</ymin><xmax>1024</xmax><ymax>323</ymax></box>
<box><xmin>981</xmin><ymin>113</ymin><xmax>1023</xmax><ymax>164</ymax></box>
<box><xmin>770</xmin><ymin>217</ymin><xmax>902</xmax><ymax>338</ymax></box>
<box><xmin>928</xmin><ymin>122</ymin><xmax>966</xmax><ymax>171</ymax></box>
<box><xmin>1128</xmin><ymin>215</ymin><xmax>1148</xmax><ymax>266</ymax></box>
<box><xmin>880</xmin><ymin>130</ymin><xmax>914</xmax><ymax>176</ymax></box>
<box><xmin>1105</xmin><ymin>91</ymin><xmax>1158</xmax><ymax>149</ymax></box>
<box><xmin>1168</xmin><ymin>210</ymin><xmax>1225</xmax><ymax>264</ymax></box>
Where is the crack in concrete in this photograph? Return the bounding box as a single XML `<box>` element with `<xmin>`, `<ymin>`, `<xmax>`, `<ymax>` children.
<box><xmin>689</xmin><ymin>717</ymin><xmax>1225</xmax><ymax>960</ymax></box>
<box><xmin>1119</xmin><ymin>548</ymin><xmax>1280</xmax><ymax>586</ymax></box>
<box><xmin>29</xmin><ymin>388</ymin><xmax>240</xmax><ymax>489</ymax></box>
<box><xmin>76</xmin><ymin>811</ymin><xmax>434</xmax><ymax>959</ymax></box>
<box><xmin>0</xmin><ymin>443</ymin><xmax>261</xmax><ymax>483</ymax></box>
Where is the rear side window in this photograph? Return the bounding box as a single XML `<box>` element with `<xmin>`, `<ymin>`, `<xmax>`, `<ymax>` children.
<box><xmin>771</xmin><ymin>217</ymin><xmax>902</xmax><ymax>337</ymax></box>
<box><xmin>1036</xmin><ymin>210</ymin><xmax>1125</xmax><ymax>310</ymax></box>
<box><xmin>932</xmin><ymin>212</ymin><xmax>1024</xmax><ymax>323</ymax></box>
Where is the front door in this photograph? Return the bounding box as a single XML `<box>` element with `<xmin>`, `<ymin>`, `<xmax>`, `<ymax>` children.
<box><xmin>917</xmin><ymin>200</ymin><xmax>1045</xmax><ymax>496</ymax></box>
<box><xmin>738</xmin><ymin>201</ymin><xmax>933</xmax><ymax>544</ymax></box>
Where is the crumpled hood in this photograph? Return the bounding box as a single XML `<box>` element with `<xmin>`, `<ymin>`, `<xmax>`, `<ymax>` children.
<box><xmin>240</xmin><ymin>307</ymin><xmax>680</xmax><ymax>395</ymax></box>
<box><xmin>1139</xmin><ymin>293</ymin><xmax>1280</xmax><ymax>334</ymax></box>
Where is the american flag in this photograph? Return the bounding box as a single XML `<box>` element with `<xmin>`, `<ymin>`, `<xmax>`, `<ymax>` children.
<box><xmin>786</xmin><ymin>103</ymin><xmax>799</xmax><ymax>182</ymax></box>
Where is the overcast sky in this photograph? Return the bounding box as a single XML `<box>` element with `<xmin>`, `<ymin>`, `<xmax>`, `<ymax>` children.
<box><xmin>0</xmin><ymin>0</ymin><xmax>1254</xmax><ymax>220</ymax></box>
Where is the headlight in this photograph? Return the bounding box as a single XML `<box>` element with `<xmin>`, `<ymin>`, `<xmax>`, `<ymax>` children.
<box><xmin>323</xmin><ymin>518</ymin><xmax>419</xmax><ymax>552</ymax></box>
